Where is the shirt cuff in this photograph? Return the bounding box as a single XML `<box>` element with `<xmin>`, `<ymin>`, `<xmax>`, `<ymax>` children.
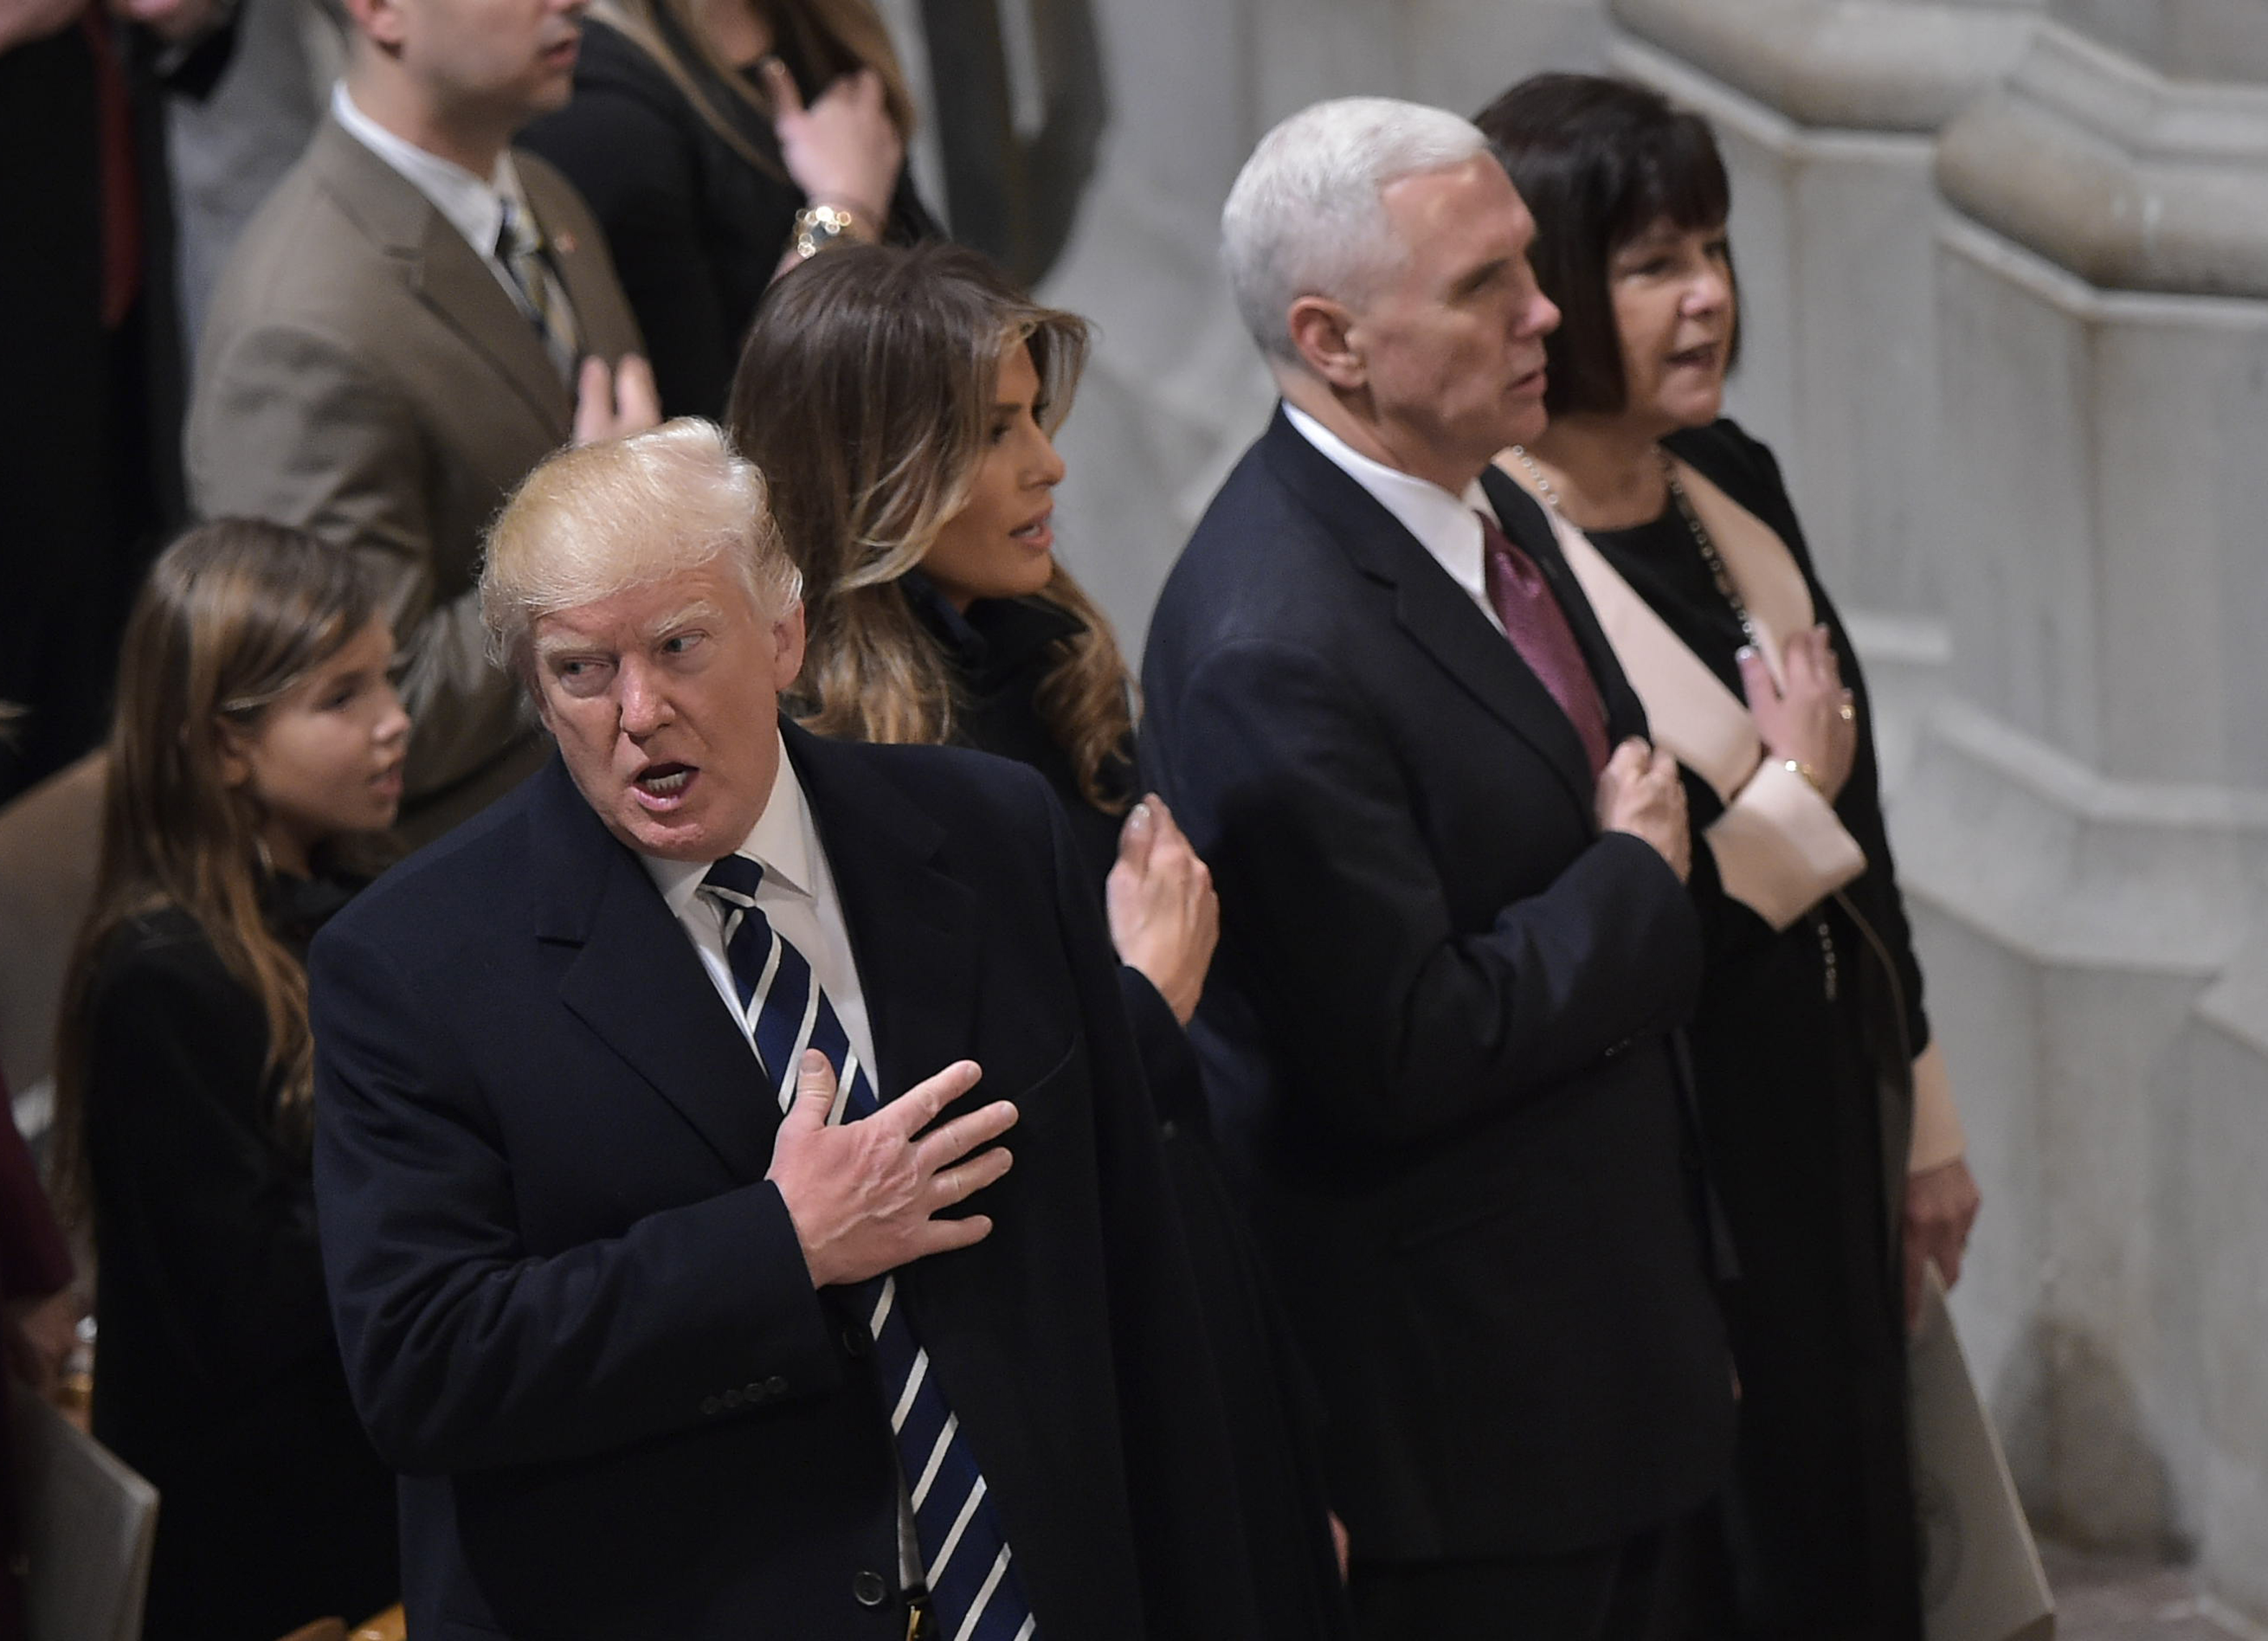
<box><xmin>1703</xmin><ymin>759</ymin><xmax>1869</xmax><ymax>931</ymax></box>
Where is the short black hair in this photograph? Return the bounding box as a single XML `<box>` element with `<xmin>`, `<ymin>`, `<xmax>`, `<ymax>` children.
<box><xmin>1473</xmin><ymin>73</ymin><xmax>1738</xmax><ymax>418</ymax></box>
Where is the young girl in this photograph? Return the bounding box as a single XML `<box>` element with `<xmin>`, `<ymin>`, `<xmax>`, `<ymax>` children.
<box><xmin>49</xmin><ymin>520</ymin><xmax>408</xmax><ymax>1640</ymax></box>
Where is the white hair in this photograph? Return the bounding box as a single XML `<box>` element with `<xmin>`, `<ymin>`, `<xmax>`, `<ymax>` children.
<box><xmin>480</xmin><ymin>418</ymin><xmax>803</xmax><ymax>684</ymax></box>
<box><xmin>1221</xmin><ymin>97</ymin><xmax>1491</xmax><ymax>363</ymax></box>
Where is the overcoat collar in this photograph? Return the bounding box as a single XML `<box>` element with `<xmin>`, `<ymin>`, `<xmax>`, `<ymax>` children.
<box><xmin>523</xmin><ymin>724</ymin><xmax>980</xmax><ymax>1179</ymax></box>
<box><xmin>306</xmin><ymin>116</ymin><xmax>571</xmax><ymax>436</ymax></box>
<box><xmin>1258</xmin><ymin>407</ymin><xmax>1646</xmax><ymax>821</ymax></box>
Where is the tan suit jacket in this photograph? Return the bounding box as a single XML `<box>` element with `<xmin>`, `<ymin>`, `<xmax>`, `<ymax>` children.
<box><xmin>188</xmin><ymin>116</ymin><xmax>642</xmax><ymax>842</ymax></box>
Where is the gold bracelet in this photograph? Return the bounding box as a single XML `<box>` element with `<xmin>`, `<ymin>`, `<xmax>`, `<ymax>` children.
<box><xmin>792</xmin><ymin>202</ymin><xmax>862</xmax><ymax>260</ymax></box>
<box><xmin>1782</xmin><ymin>758</ymin><xmax>1825</xmax><ymax>796</ymax></box>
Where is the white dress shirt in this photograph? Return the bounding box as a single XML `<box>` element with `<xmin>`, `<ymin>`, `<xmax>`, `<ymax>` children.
<box><xmin>638</xmin><ymin>736</ymin><xmax>880</xmax><ymax>1097</ymax></box>
<box><xmin>1283</xmin><ymin>400</ymin><xmax>1508</xmax><ymax>637</ymax></box>
<box><xmin>329</xmin><ymin>81</ymin><xmax>545</xmax><ymax>323</ymax></box>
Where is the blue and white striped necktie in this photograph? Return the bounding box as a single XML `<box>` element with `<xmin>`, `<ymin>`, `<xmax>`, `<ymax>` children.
<box><xmin>700</xmin><ymin>854</ymin><xmax>1039</xmax><ymax>1641</ymax></box>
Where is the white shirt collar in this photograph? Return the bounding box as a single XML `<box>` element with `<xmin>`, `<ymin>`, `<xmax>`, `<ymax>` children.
<box><xmin>1282</xmin><ymin>400</ymin><xmax>1501</xmax><ymax>610</ymax></box>
<box><xmin>641</xmin><ymin>733</ymin><xmax>821</xmax><ymax>916</ymax></box>
<box><xmin>331</xmin><ymin>80</ymin><xmax>527</xmax><ymax>266</ymax></box>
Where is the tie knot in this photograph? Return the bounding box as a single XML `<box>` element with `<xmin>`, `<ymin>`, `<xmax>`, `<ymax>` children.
<box><xmin>497</xmin><ymin>198</ymin><xmax>541</xmax><ymax>259</ymax></box>
<box><xmin>700</xmin><ymin>854</ymin><xmax>767</xmax><ymax>906</ymax></box>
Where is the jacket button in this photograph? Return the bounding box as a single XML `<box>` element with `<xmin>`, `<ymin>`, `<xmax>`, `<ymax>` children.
<box><xmin>766</xmin><ymin>1375</ymin><xmax>789</xmax><ymax>1397</ymax></box>
<box><xmin>745</xmin><ymin>1381</ymin><xmax>766</xmax><ymax>1401</ymax></box>
<box><xmin>852</xmin><ymin>1571</ymin><xmax>888</xmax><ymax>1607</ymax></box>
<box><xmin>700</xmin><ymin>1396</ymin><xmax>720</xmax><ymax>1416</ymax></box>
<box><xmin>721</xmin><ymin>1388</ymin><xmax>742</xmax><ymax>1409</ymax></box>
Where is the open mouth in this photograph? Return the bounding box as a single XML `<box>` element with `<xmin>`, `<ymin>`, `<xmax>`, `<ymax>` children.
<box><xmin>633</xmin><ymin>762</ymin><xmax>695</xmax><ymax>808</ymax></box>
<box><xmin>1010</xmin><ymin>510</ymin><xmax>1053</xmax><ymax>552</ymax></box>
<box><xmin>1668</xmin><ymin>342</ymin><xmax>1723</xmax><ymax>371</ymax></box>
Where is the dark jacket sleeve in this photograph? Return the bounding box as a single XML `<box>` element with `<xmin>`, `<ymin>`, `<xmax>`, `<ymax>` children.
<box><xmin>1159</xmin><ymin>635</ymin><xmax>1703</xmax><ymax>1139</ymax></box>
<box><xmin>81</xmin><ymin>933</ymin><xmax>332</xmax><ymax>1389</ymax></box>
<box><xmin>1037</xmin><ymin>780</ymin><xmax>1266</xmax><ymax>1640</ymax></box>
<box><xmin>310</xmin><ymin>918</ymin><xmax>843</xmax><ymax>1477</ymax></box>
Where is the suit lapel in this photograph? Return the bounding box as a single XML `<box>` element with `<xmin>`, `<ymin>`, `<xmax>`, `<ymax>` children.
<box><xmin>1262</xmin><ymin>412</ymin><xmax>1599</xmax><ymax>819</ymax></box>
<box><xmin>527</xmin><ymin>759</ymin><xmax>777</xmax><ymax>1181</ymax></box>
<box><xmin>782</xmin><ymin>727</ymin><xmax>981</xmax><ymax>1105</ymax></box>
<box><xmin>411</xmin><ymin>213</ymin><xmax>573</xmax><ymax>433</ymax></box>
<box><xmin>308</xmin><ymin>119</ymin><xmax>569</xmax><ymax>438</ymax></box>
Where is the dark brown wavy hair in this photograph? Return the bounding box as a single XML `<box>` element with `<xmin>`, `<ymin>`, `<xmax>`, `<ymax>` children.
<box><xmin>728</xmin><ymin>241</ymin><xmax>1135</xmax><ymax>811</ymax></box>
<box><xmin>48</xmin><ymin>521</ymin><xmax>383</xmax><ymax>1227</ymax></box>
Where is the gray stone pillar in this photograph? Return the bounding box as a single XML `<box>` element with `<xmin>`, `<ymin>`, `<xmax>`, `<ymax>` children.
<box><xmin>1603</xmin><ymin>0</ymin><xmax>2038</xmax><ymax>779</ymax></box>
<box><xmin>1893</xmin><ymin>5</ymin><xmax>2268</xmax><ymax>1610</ymax></box>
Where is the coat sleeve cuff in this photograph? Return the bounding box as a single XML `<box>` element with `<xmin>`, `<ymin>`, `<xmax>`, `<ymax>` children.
<box><xmin>1907</xmin><ymin>1038</ymin><xmax>1966</xmax><ymax>1173</ymax></box>
<box><xmin>1703</xmin><ymin>759</ymin><xmax>1868</xmax><ymax>931</ymax></box>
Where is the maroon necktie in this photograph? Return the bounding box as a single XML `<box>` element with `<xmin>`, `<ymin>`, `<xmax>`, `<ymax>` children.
<box><xmin>1478</xmin><ymin>510</ymin><xmax>1611</xmax><ymax>779</ymax></box>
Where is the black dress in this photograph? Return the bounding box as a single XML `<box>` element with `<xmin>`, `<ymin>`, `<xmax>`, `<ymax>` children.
<box><xmin>82</xmin><ymin>877</ymin><xmax>399</xmax><ymax>1640</ymax></box>
<box><xmin>1588</xmin><ymin>420</ymin><xmax>1929</xmax><ymax>1641</ymax></box>
<box><xmin>904</xmin><ymin>576</ymin><xmax>1357</xmax><ymax>1641</ymax></box>
<box><xmin>518</xmin><ymin>15</ymin><xmax>940</xmax><ymax>421</ymax></box>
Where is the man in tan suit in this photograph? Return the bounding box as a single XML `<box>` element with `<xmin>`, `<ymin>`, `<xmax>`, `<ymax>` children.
<box><xmin>189</xmin><ymin>0</ymin><xmax>654</xmax><ymax>841</ymax></box>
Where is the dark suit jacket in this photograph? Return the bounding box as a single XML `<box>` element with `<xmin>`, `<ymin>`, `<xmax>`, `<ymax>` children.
<box><xmin>310</xmin><ymin>724</ymin><xmax>1260</xmax><ymax>1640</ymax></box>
<box><xmin>1138</xmin><ymin>409</ymin><xmax>1737</xmax><ymax>1563</ymax></box>
<box><xmin>188</xmin><ymin>116</ymin><xmax>643</xmax><ymax>841</ymax></box>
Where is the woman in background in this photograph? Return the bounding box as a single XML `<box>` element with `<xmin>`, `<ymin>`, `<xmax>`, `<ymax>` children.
<box><xmin>730</xmin><ymin>240</ymin><xmax>1355</xmax><ymax>1641</ymax></box>
<box><xmin>1474</xmin><ymin>74</ymin><xmax>1981</xmax><ymax>1641</ymax></box>
<box><xmin>522</xmin><ymin>0</ymin><xmax>938</xmax><ymax>419</ymax></box>
<box><xmin>49</xmin><ymin>520</ymin><xmax>408</xmax><ymax>1640</ymax></box>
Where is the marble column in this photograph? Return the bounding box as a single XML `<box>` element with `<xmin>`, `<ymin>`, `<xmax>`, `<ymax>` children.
<box><xmin>1905</xmin><ymin>9</ymin><xmax>2268</xmax><ymax>1610</ymax></box>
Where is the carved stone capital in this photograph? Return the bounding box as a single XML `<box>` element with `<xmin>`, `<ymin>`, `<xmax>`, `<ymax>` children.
<box><xmin>1606</xmin><ymin>0</ymin><xmax>2037</xmax><ymax>132</ymax></box>
<box><xmin>1936</xmin><ymin>23</ymin><xmax>2268</xmax><ymax>297</ymax></box>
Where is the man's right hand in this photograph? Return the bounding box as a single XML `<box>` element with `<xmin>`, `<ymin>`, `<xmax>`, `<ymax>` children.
<box><xmin>767</xmin><ymin>1051</ymin><xmax>1017</xmax><ymax>1289</ymax></box>
<box><xmin>1596</xmin><ymin>736</ymin><xmax>1691</xmax><ymax>882</ymax></box>
<box><xmin>571</xmin><ymin>354</ymin><xmax>662</xmax><ymax>447</ymax></box>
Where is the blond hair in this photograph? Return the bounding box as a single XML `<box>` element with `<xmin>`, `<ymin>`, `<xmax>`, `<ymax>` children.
<box><xmin>480</xmin><ymin>419</ymin><xmax>803</xmax><ymax>686</ymax></box>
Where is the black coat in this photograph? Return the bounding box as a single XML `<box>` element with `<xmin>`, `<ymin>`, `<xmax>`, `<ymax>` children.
<box><xmin>908</xmin><ymin>577</ymin><xmax>1356</xmax><ymax>1641</ymax></box>
<box><xmin>1139</xmin><ymin>408</ymin><xmax>1737</xmax><ymax>1563</ymax></box>
<box><xmin>0</xmin><ymin>16</ymin><xmax>226</xmax><ymax>798</ymax></box>
<box><xmin>1605</xmin><ymin>418</ymin><xmax>1930</xmax><ymax>1637</ymax></box>
<box><xmin>310</xmin><ymin>727</ymin><xmax>1263</xmax><ymax>1640</ymax></box>
<box><xmin>82</xmin><ymin>879</ymin><xmax>398</xmax><ymax>1641</ymax></box>
<box><xmin>518</xmin><ymin>18</ymin><xmax>939</xmax><ymax>421</ymax></box>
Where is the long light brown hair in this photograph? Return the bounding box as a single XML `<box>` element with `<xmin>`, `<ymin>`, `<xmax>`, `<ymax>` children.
<box><xmin>591</xmin><ymin>0</ymin><xmax>915</xmax><ymax>178</ymax></box>
<box><xmin>728</xmin><ymin>241</ymin><xmax>1134</xmax><ymax>811</ymax></box>
<box><xmin>48</xmin><ymin>521</ymin><xmax>384</xmax><ymax>1227</ymax></box>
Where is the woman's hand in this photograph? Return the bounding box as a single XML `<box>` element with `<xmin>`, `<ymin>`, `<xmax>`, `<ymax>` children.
<box><xmin>1904</xmin><ymin>1156</ymin><xmax>1982</xmax><ymax>1330</ymax></box>
<box><xmin>1738</xmin><ymin>625</ymin><xmax>1857</xmax><ymax>803</ymax></box>
<box><xmin>1106</xmin><ymin>796</ymin><xmax>1218</xmax><ymax>1026</ymax></box>
<box><xmin>760</xmin><ymin>59</ymin><xmax>903</xmax><ymax>229</ymax></box>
